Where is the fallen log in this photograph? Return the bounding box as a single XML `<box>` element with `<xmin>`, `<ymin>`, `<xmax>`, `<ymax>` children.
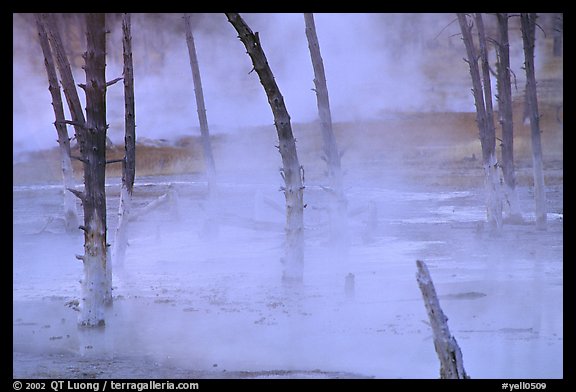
<box><xmin>416</xmin><ymin>259</ymin><xmax>470</xmax><ymax>379</ymax></box>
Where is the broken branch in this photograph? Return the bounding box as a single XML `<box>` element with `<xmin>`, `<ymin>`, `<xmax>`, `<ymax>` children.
<box><xmin>56</xmin><ymin>119</ymin><xmax>85</xmax><ymax>128</ymax></box>
<box><xmin>67</xmin><ymin>187</ymin><xmax>85</xmax><ymax>202</ymax></box>
<box><xmin>106</xmin><ymin>77</ymin><xmax>123</xmax><ymax>87</ymax></box>
<box><xmin>416</xmin><ymin>259</ymin><xmax>469</xmax><ymax>379</ymax></box>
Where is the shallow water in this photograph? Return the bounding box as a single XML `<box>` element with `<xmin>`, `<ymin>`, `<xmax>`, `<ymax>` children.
<box><xmin>13</xmin><ymin>167</ymin><xmax>563</xmax><ymax>379</ymax></box>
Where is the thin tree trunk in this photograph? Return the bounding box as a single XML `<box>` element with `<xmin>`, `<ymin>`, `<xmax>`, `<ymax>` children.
<box><xmin>35</xmin><ymin>13</ymin><xmax>79</xmax><ymax>233</ymax></box>
<box><xmin>521</xmin><ymin>13</ymin><xmax>547</xmax><ymax>230</ymax></box>
<box><xmin>77</xmin><ymin>13</ymin><xmax>110</xmax><ymax>326</ymax></box>
<box><xmin>303</xmin><ymin>13</ymin><xmax>347</xmax><ymax>249</ymax></box>
<box><xmin>183</xmin><ymin>13</ymin><xmax>219</xmax><ymax>239</ymax></box>
<box><xmin>475</xmin><ymin>14</ymin><xmax>496</xmax><ymax>152</ymax></box>
<box><xmin>475</xmin><ymin>13</ymin><xmax>503</xmax><ymax>231</ymax></box>
<box><xmin>44</xmin><ymin>13</ymin><xmax>87</xmax><ymax>146</ymax></box>
<box><xmin>45</xmin><ymin>13</ymin><xmax>112</xmax><ymax>326</ymax></box>
<box><xmin>416</xmin><ymin>260</ymin><xmax>469</xmax><ymax>379</ymax></box>
<box><xmin>457</xmin><ymin>13</ymin><xmax>502</xmax><ymax>231</ymax></box>
<box><xmin>183</xmin><ymin>13</ymin><xmax>216</xmax><ymax>190</ymax></box>
<box><xmin>495</xmin><ymin>13</ymin><xmax>522</xmax><ymax>222</ymax></box>
<box><xmin>226</xmin><ymin>13</ymin><xmax>305</xmax><ymax>283</ymax></box>
<box><xmin>112</xmin><ymin>13</ymin><xmax>136</xmax><ymax>272</ymax></box>
<box><xmin>303</xmin><ymin>13</ymin><xmax>342</xmax><ymax>190</ymax></box>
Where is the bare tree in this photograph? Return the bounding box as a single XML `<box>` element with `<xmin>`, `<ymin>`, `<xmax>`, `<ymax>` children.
<box><xmin>46</xmin><ymin>13</ymin><xmax>115</xmax><ymax>326</ymax></box>
<box><xmin>183</xmin><ymin>13</ymin><xmax>219</xmax><ymax>239</ymax></box>
<box><xmin>112</xmin><ymin>13</ymin><xmax>136</xmax><ymax>272</ymax></box>
<box><xmin>44</xmin><ymin>13</ymin><xmax>86</xmax><ymax>145</ymax></box>
<box><xmin>73</xmin><ymin>13</ymin><xmax>112</xmax><ymax>326</ymax></box>
<box><xmin>416</xmin><ymin>260</ymin><xmax>469</xmax><ymax>379</ymax></box>
<box><xmin>303</xmin><ymin>13</ymin><xmax>347</xmax><ymax>249</ymax></box>
<box><xmin>183</xmin><ymin>13</ymin><xmax>217</xmax><ymax>190</ymax></box>
<box><xmin>495</xmin><ymin>13</ymin><xmax>522</xmax><ymax>223</ymax></box>
<box><xmin>457</xmin><ymin>13</ymin><xmax>503</xmax><ymax>231</ymax></box>
<box><xmin>34</xmin><ymin>13</ymin><xmax>79</xmax><ymax>233</ymax></box>
<box><xmin>520</xmin><ymin>13</ymin><xmax>547</xmax><ymax>230</ymax></box>
<box><xmin>226</xmin><ymin>13</ymin><xmax>305</xmax><ymax>283</ymax></box>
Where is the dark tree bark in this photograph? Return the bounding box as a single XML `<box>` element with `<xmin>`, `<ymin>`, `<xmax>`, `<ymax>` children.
<box><xmin>44</xmin><ymin>13</ymin><xmax>87</xmax><ymax>146</ymax></box>
<box><xmin>121</xmin><ymin>13</ymin><xmax>136</xmax><ymax>196</ymax></box>
<box><xmin>495</xmin><ymin>13</ymin><xmax>522</xmax><ymax>222</ymax></box>
<box><xmin>35</xmin><ymin>13</ymin><xmax>79</xmax><ymax>233</ymax></box>
<box><xmin>112</xmin><ymin>13</ymin><xmax>136</xmax><ymax>271</ymax></box>
<box><xmin>521</xmin><ymin>13</ymin><xmax>547</xmax><ymax>230</ymax></box>
<box><xmin>226</xmin><ymin>13</ymin><xmax>305</xmax><ymax>283</ymax></box>
<box><xmin>183</xmin><ymin>13</ymin><xmax>216</xmax><ymax>190</ymax></box>
<box><xmin>44</xmin><ymin>12</ymin><xmax>113</xmax><ymax>326</ymax></box>
<box><xmin>77</xmin><ymin>13</ymin><xmax>111</xmax><ymax>326</ymax></box>
<box><xmin>416</xmin><ymin>260</ymin><xmax>469</xmax><ymax>379</ymax></box>
<box><xmin>303</xmin><ymin>13</ymin><xmax>347</xmax><ymax>249</ymax></box>
<box><xmin>474</xmin><ymin>14</ymin><xmax>496</xmax><ymax>151</ymax></box>
<box><xmin>457</xmin><ymin>13</ymin><xmax>502</xmax><ymax>231</ymax></box>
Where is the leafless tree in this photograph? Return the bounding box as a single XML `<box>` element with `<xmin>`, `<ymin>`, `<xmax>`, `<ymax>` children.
<box><xmin>112</xmin><ymin>13</ymin><xmax>136</xmax><ymax>272</ymax></box>
<box><xmin>226</xmin><ymin>13</ymin><xmax>305</xmax><ymax>283</ymax></box>
<box><xmin>303</xmin><ymin>13</ymin><xmax>348</xmax><ymax>250</ymax></box>
<box><xmin>74</xmin><ymin>13</ymin><xmax>112</xmax><ymax>326</ymax></box>
<box><xmin>457</xmin><ymin>13</ymin><xmax>503</xmax><ymax>231</ymax></box>
<box><xmin>416</xmin><ymin>260</ymin><xmax>469</xmax><ymax>379</ymax></box>
<box><xmin>46</xmin><ymin>13</ymin><xmax>117</xmax><ymax>326</ymax></box>
<box><xmin>494</xmin><ymin>13</ymin><xmax>522</xmax><ymax>223</ymax></box>
<box><xmin>183</xmin><ymin>13</ymin><xmax>217</xmax><ymax>190</ymax></box>
<box><xmin>34</xmin><ymin>13</ymin><xmax>79</xmax><ymax>233</ymax></box>
<box><xmin>520</xmin><ymin>13</ymin><xmax>547</xmax><ymax>230</ymax></box>
<box><xmin>44</xmin><ymin>13</ymin><xmax>86</xmax><ymax>144</ymax></box>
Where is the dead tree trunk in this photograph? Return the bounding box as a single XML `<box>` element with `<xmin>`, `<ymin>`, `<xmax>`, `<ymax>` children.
<box><xmin>112</xmin><ymin>13</ymin><xmax>136</xmax><ymax>272</ymax></box>
<box><xmin>495</xmin><ymin>13</ymin><xmax>522</xmax><ymax>223</ymax></box>
<box><xmin>416</xmin><ymin>260</ymin><xmax>469</xmax><ymax>379</ymax></box>
<box><xmin>183</xmin><ymin>14</ymin><xmax>216</xmax><ymax>190</ymax></box>
<box><xmin>303</xmin><ymin>13</ymin><xmax>347</xmax><ymax>249</ymax></box>
<box><xmin>303</xmin><ymin>13</ymin><xmax>343</xmax><ymax>191</ymax></box>
<box><xmin>77</xmin><ymin>13</ymin><xmax>111</xmax><ymax>326</ymax></box>
<box><xmin>226</xmin><ymin>13</ymin><xmax>305</xmax><ymax>283</ymax></box>
<box><xmin>457</xmin><ymin>13</ymin><xmax>502</xmax><ymax>231</ymax></box>
<box><xmin>521</xmin><ymin>13</ymin><xmax>547</xmax><ymax>230</ymax></box>
<box><xmin>47</xmin><ymin>13</ymin><xmax>113</xmax><ymax>326</ymax></box>
<box><xmin>475</xmin><ymin>13</ymin><xmax>503</xmax><ymax>231</ymax></box>
<box><xmin>35</xmin><ymin>13</ymin><xmax>79</xmax><ymax>233</ymax></box>
<box><xmin>44</xmin><ymin>13</ymin><xmax>86</xmax><ymax>144</ymax></box>
<box><xmin>183</xmin><ymin>13</ymin><xmax>219</xmax><ymax>239</ymax></box>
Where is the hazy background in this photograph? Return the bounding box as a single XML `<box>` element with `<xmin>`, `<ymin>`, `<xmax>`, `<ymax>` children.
<box><xmin>12</xmin><ymin>13</ymin><xmax>563</xmax><ymax>379</ymax></box>
<box><xmin>12</xmin><ymin>13</ymin><xmax>554</xmax><ymax>156</ymax></box>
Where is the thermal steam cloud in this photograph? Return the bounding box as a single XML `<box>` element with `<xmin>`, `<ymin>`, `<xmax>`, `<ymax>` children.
<box><xmin>13</xmin><ymin>13</ymin><xmax>549</xmax><ymax>154</ymax></box>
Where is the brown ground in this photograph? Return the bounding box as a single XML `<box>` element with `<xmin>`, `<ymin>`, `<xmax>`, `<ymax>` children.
<box><xmin>13</xmin><ymin>101</ymin><xmax>563</xmax><ymax>188</ymax></box>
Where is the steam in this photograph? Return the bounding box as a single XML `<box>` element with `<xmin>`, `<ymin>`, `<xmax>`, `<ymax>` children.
<box><xmin>12</xmin><ymin>13</ymin><xmax>462</xmax><ymax>155</ymax></box>
<box><xmin>13</xmin><ymin>12</ymin><xmax>563</xmax><ymax>379</ymax></box>
<box><xmin>14</xmin><ymin>12</ymin><xmax>555</xmax><ymax>157</ymax></box>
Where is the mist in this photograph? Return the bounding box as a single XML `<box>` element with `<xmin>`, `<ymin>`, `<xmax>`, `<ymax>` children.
<box><xmin>15</xmin><ymin>12</ymin><xmax>559</xmax><ymax>156</ymax></box>
<box><xmin>13</xmin><ymin>13</ymin><xmax>563</xmax><ymax>380</ymax></box>
<box><xmin>13</xmin><ymin>13</ymin><xmax>516</xmax><ymax>153</ymax></box>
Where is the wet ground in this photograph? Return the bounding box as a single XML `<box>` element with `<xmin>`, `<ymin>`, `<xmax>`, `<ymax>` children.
<box><xmin>13</xmin><ymin>147</ymin><xmax>563</xmax><ymax>379</ymax></box>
